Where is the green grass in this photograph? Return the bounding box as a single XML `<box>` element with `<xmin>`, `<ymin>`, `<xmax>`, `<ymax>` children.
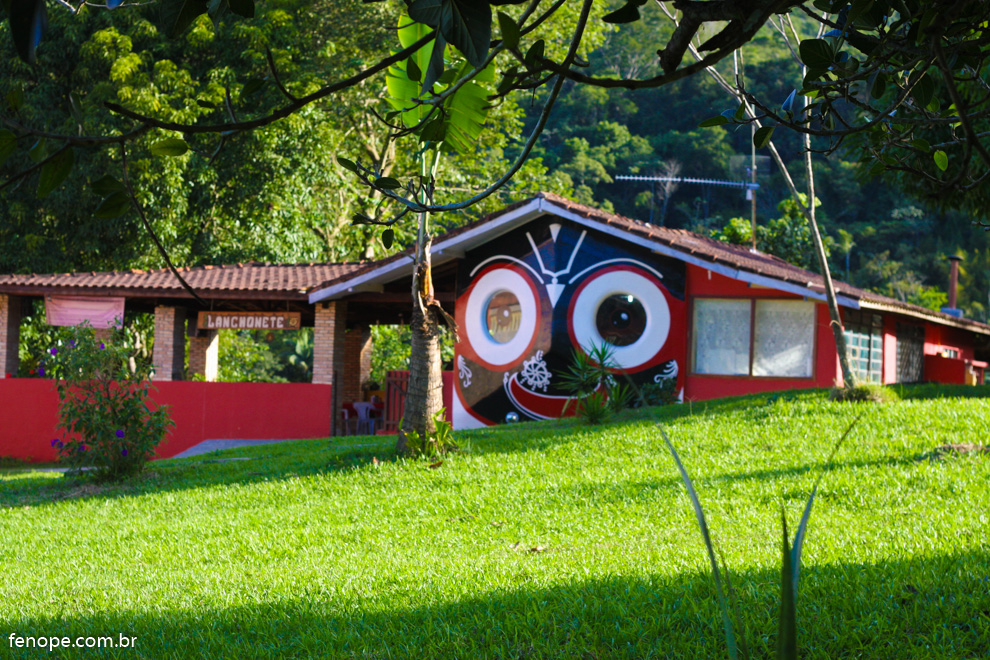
<box><xmin>1</xmin><ymin>387</ymin><xmax>989</xmax><ymax>658</ymax></box>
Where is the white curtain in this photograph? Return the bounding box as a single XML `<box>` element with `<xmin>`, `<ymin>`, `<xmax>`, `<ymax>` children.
<box><xmin>753</xmin><ymin>300</ymin><xmax>814</xmax><ymax>377</ymax></box>
<box><xmin>693</xmin><ymin>299</ymin><xmax>751</xmax><ymax>375</ymax></box>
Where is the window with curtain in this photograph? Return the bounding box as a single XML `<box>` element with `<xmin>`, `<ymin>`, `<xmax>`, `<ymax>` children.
<box><xmin>692</xmin><ymin>299</ymin><xmax>751</xmax><ymax>375</ymax></box>
<box><xmin>752</xmin><ymin>300</ymin><xmax>815</xmax><ymax>377</ymax></box>
<box><xmin>693</xmin><ymin>298</ymin><xmax>816</xmax><ymax>377</ymax></box>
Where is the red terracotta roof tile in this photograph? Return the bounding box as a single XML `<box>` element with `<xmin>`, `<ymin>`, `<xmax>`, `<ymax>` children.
<box><xmin>0</xmin><ymin>262</ymin><xmax>366</xmax><ymax>299</ymax></box>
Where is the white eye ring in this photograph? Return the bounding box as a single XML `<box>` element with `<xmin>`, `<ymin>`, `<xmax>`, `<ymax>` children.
<box><xmin>568</xmin><ymin>266</ymin><xmax>670</xmax><ymax>372</ymax></box>
<box><xmin>463</xmin><ymin>265</ymin><xmax>539</xmax><ymax>370</ymax></box>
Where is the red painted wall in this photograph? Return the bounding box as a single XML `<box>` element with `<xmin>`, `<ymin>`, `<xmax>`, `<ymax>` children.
<box><xmin>683</xmin><ymin>265</ymin><xmax>838</xmax><ymax>400</ymax></box>
<box><xmin>0</xmin><ymin>380</ymin><xmax>333</xmax><ymax>463</ymax></box>
<box><xmin>383</xmin><ymin>370</ymin><xmax>453</xmax><ymax>432</ymax></box>
<box><xmin>924</xmin><ymin>355</ymin><xmax>967</xmax><ymax>384</ymax></box>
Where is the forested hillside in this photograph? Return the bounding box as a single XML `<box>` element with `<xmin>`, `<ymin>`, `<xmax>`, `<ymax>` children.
<box><xmin>2</xmin><ymin>2</ymin><xmax>989</xmax><ymax>380</ymax></box>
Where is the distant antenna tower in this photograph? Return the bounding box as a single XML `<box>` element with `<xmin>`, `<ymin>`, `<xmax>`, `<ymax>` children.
<box><xmin>615</xmin><ymin>174</ymin><xmax>761</xmax><ymax>248</ymax></box>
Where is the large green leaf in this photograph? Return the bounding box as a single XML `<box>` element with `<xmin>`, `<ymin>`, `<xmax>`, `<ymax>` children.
<box><xmin>387</xmin><ymin>16</ymin><xmax>437</xmax><ymax>128</ymax></box>
<box><xmin>387</xmin><ymin>13</ymin><xmax>493</xmax><ymax>154</ymax></box>
<box><xmin>161</xmin><ymin>0</ymin><xmax>209</xmax><ymax>38</ymax></box>
<box><xmin>442</xmin><ymin>79</ymin><xmax>492</xmax><ymax>154</ymax></box>
<box><xmin>799</xmin><ymin>38</ymin><xmax>833</xmax><ymax>70</ymax></box>
<box><xmin>439</xmin><ymin>0</ymin><xmax>490</xmax><ymax>69</ymax></box>
<box><xmin>37</xmin><ymin>148</ymin><xmax>75</xmax><ymax>199</ymax></box>
<box><xmin>0</xmin><ymin>130</ymin><xmax>16</xmax><ymax>167</ymax></box>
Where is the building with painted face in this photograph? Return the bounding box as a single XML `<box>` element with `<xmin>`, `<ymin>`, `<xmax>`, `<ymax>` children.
<box><xmin>309</xmin><ymin>192</ymin><xmax>990</xmax><ymax>429</ymax></box>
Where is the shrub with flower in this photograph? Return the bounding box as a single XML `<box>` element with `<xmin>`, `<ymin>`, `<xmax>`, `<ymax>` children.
<box><xmin>46</xmin><ymin>323</ymin><xmax>173</xmax><ymax>481</ymax></box>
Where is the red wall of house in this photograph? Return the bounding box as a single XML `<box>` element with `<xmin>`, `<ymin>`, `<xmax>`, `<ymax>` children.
<box><xmin>0</xmin><ymin>380</ymin><xmax>333</xmax><ymax>463</ymax></box>
<box><xmin>682</xmin><ymin>265</ymin><xmax>839</xmax><ymax>400</ymax></box>
<box><xmin>923</xmin><ymin>323</ymin><xmax>974</xmax><ymax>360</ymax></box>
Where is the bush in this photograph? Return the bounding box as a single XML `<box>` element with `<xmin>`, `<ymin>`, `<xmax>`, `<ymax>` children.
<box><xmin>557</xmin><ymin>343</ymin><xmax>639</xmax><ymax>424</ymax></box>
<box><xmin>45</xmin><ymin>325</ymin><xmax>173</xmax><ymax>481</ymax></box>
<box><xmin>829</xmin><ymin>383</ymin><xmax>897</xmax><ymax>403</ymax></box>
<box><xmin>402</xmin><ymin>408</ymin><xmax>457</xmax><ymax>457</ymax></box>
<box><xmin>637</xmin><ymin>377</ymin><xmax>680</xmax><ymax>407</ymax></box>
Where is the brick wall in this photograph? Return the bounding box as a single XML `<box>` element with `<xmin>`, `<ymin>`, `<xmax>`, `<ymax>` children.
<box><xmin>313</xmin><ymin>301</ymin><xmax>348</xmax><ymax>434</ymax></box>
<box><xmin>341</xmin><ymin>325</ymin><xmax>372</xmax><ymax>403</ymax></box>
<box><xmin>153</xmin><ymin>306</ymin><xmax>187</xmax><ymax>381</ymax></box>
<box><xmin>0</xmin><ymin>294</ymin><xmax>21</xmax><ymax>377</ymax></box>
<box><xmin>188</xmin><ymin>329</ymin><xmax>219</xmax><ymax>381</ymax></box>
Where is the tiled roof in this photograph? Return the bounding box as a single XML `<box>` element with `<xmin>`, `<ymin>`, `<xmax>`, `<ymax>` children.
<box><xmin>534</xmin><ymin>193</ymin><xmax>990</xmax><ymax>334</ymax></box>
<box><xmin>0</xmin><ymin>262</ymin><xmax>367</xmax><ymax>300</ymax></box>
<box><xmin>308</xmin><ymin>192</ymin><xmax>990</xmax><ymax>335</ymax></box>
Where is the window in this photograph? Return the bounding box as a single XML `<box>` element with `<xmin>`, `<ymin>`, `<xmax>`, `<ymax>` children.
<box><xmin>485</xmin><ymin>290</ymin><xmax>521</xmax><ymax>344</ymax></box>
<box><xmin>693</xmin><ymin>298</ymin><xmax>815</xmax><ymax>378</ymax></box>
<box><xmin>595</xmin><ymin>294</ymin><xmax>647</xmax><ymax>346</ymax></box>
<box><xmin>843</xmin><ymin>311</ymin><xmax>883</xmax><ymax>383</ymax></box>
<box><xmin>693</xmin><ymin>299</ymin><xmax>751</xmax><ymax>375</ymax></box>
<box><xmin>753</xmin><ymin>300</ymin><xmax>815</xmax><ymax>377</ymax></box>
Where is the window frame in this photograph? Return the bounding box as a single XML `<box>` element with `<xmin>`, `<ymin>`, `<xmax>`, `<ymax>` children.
<box><xmin>689</xmin><ymin>295</ymin><xmax>819</xmax><ymax>380</ymax></box>
<box><xmin>842</xmin><ymin>310</ymin><xmax>884</xmax><ymax>384</ymax></box>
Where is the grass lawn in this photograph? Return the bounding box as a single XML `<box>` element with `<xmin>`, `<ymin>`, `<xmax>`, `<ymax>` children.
<box><xmin>1</xmin><ymin>386</ymin><xmax>988</xmax><ymax>658</ymax></box>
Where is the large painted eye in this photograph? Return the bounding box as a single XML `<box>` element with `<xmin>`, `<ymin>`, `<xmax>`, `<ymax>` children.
<box><xmin>460</xmin><ymin>264</ymin><xmax>539</xmax><ymax>370</ymax></box>
<box><xmin>567</xmin><ymin>264</ymin><xmax>670</xmax><ymax>372</ymax></box>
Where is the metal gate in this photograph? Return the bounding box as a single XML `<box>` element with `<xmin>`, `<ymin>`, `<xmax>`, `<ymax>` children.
<box><xmin>896</xmin><ymin>323</ymin><xmax>925</xmax><ymax>383</ymax></box>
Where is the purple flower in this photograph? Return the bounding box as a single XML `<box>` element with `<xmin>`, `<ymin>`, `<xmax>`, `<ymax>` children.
<box><xmin>69</xmin><ymin>340</ymin><xmax>76</xmax><ymax>348</ymax></box>
<box><xmin>37</xmin><ymin>367</ymin><xmax>45</xmax><ymax>377</ymax></box>
<box><xmin>50</xmin><ymin>438</ymin><xmax>59</xmax><ymax>447</ymax></box>
<box><xmin>122</xmin><ymin>449</ymin><xmax>128</xmax><ymax>457</ymax></box>
<box><xmin>115</xmin><ymin>429</ymin><xmax>125</xmax><ymax>439</ymax></box>
<box><xmin>50</xmin><ymin>348</ymin><xmax>58</xmax><ymax>356</ymax></box>
<box><xmin>57</xmin><ymin>441</ymin><xmax>63</xmax><ymax>449</ymax></box>
<box><xmin>99</xmin><ymin>343</ymin><xmax>105</xmax><ymax>350</ymax></box>
<box><xmin>78</xmin><ymin>444</ymin><xmax>87</xmax><ymax>452</ymax></box>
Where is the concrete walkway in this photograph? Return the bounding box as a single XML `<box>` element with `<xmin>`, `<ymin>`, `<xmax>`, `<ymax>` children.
<box><xmin>170</xmin><ymin>439</ymin><xmax>293</xmax><ymax>459</ymax></box>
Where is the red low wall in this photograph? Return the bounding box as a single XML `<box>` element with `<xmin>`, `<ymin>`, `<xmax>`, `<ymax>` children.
<box><xmin>0</xmin><ymin>379</ymin><xmax>333</xmax><ymax>463</ymax></box>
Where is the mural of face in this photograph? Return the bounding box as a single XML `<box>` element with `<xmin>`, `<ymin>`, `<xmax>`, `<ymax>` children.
<box><xmin>454</xmin><ymin>216</ymin><xmax>686</xmax><ymax>428</ymax></box>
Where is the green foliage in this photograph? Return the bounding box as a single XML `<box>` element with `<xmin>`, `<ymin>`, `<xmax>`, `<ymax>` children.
<box><xmin>557</xmin><ymin>343</ymin><xmax>634</xmax><ymax>424</ymax></box>
<box><xmin>45</xmin><ymin>324</ymin><xmax>173</xmax><ymax>482</ymax></box>
<box><xmin>401</xmin><ymin>408</ymin><xmax>456</xmax><ymax>457</ymax></box>
<box><xmin>637</xmin><ymin>377</ymin><xmax>679</xmax><ymax>407</ymax></box>
<box><xmin>829</xmin><ymin>383</ymin><xmax>896</xmax><ymax>403</ymax></box>
<box><xmin>714</xmin><ymin>195</ymin><xmax>832</xmax><ymax>271</ymax></box>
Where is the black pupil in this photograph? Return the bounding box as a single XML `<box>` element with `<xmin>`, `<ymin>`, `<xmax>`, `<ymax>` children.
<box><xmin>596</xmin><ymin>294</ymin><xmax>646</xmax><ymax>346</ymax></box>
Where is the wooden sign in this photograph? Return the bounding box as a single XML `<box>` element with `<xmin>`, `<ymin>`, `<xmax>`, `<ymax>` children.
<box><xmin>197</xmin><ymin>311</ymin><xmax>301</xmax><ymax>331</ymax></box>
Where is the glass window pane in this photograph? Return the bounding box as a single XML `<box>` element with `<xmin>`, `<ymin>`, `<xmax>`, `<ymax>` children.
<box><xmin>596</xmin><ymin>294</ymin><xmax>647</xmax><ymax>347</ymax></box>
<box><xmin>693</xmin><ymin>299</ymin><xmax>751</xmax><ymax>375</ymax></box>
<box><xmin>485</xmin><ymin>290</ymin><xmax>521</xmax><ymax>344</ymax></box>
<box><xmin>753</xmin><ymin>300</ymin><xmax>815</xmax><ymax>377</ymax></box>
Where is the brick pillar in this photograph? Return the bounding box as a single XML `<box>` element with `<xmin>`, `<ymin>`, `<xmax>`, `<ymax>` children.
<box><xmin>188</xmin><ymin>329</ymin><xmax>219</xmax><ymax>382</ymax></box>
<box><xmin>360</xmin><ymin>326</ymin><xmax>373</xmax><ymax>393</ymax></box>
<box><xmin>152</xmin><ymin>306</ymin><xmax>187</xmax><ymax>381</ymax></box>
<box><xmin>313</xmin><ymin>301</ymin><xmax>347</xmax><ymax>435</ymax></box>
<box><xmin>341</xmin><ymin>325</ymin><xmax>371</xmax><ymax>403</ymax></box>
<box><xmin>0</xmin><ymin>294</ymin><xmax>21</xmax><ymax>378</ymax></box>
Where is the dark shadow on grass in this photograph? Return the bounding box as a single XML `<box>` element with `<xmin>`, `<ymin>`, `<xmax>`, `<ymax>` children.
<box><xmin>0</xmin><ymin>435</ymin><xmax>396</xmax><ymax>510</ymax></box>
<box><xmin>4</xmin><ymin>550</ymin><xmax>988</xmax><ymax>659</ymax></box>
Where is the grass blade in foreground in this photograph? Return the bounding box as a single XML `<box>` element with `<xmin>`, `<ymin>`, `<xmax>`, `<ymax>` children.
<box><xmin>778</xmin><ymin>413</ymin><xmax>861</xmax><ymax>659</ymax></box>
<box><xmin>659</xmin><ymin>426</ymin><xmax>739</xmax><ymax>660</ymax></box>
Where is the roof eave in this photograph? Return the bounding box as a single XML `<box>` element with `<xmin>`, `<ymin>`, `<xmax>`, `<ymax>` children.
<box><xmin>308</xmin><ymin>197</ymin><xmax>547</xmax><ymax>303</ymax></box>
<box><xmin>858</xmin><ymin>299</ymin><xmax>990</xmax><ymax>335</ymax></box>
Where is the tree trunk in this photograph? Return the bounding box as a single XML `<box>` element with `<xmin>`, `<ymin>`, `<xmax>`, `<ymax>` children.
<box><xmin>396</xmin><ymin>246</ymin><xmax>444</xmax><ymax>453</ymax></box>
<box><xmin>395</xmin><ymin>149</ymin><xmax>445</xmax><ymax>454</ymax></box>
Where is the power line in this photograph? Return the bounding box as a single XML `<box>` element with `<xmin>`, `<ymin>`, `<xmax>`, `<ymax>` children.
<box><xmin>614</xmin><ymin>175</ymin><xmax>759</xmax><ymax>190</ymax></box>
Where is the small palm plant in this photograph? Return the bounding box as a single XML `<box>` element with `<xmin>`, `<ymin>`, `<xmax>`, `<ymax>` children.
<box><xmin>557</xmin><ymin>343</ymin><xmax>632</xmax><ymax>424</ymax></box>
